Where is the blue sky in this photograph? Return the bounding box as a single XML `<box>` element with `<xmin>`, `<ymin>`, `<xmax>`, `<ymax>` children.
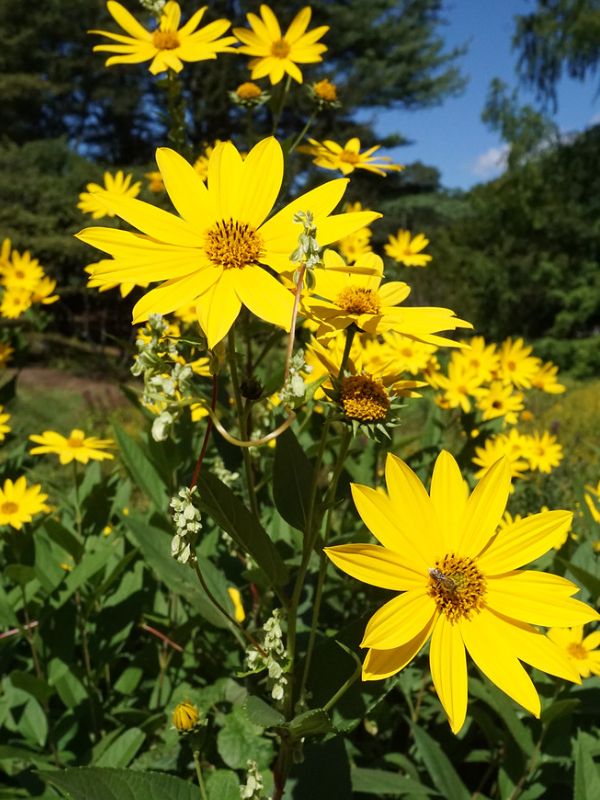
<box><xmin>368</xmin><ymin>0</ymin><xmax>600</xmax><ymax>190</ymax></box>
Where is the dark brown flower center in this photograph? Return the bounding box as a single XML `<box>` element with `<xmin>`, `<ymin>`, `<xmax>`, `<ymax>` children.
<box><xmin>271</xmin><ymin>38</ymin><xmax>291</xmax><ymax>58</ymax></box>
<box><xmin>153</xmin><ymin>30</ymin><xmax>180</xmax><ymax>50</ymax></box>
<box><xmin>204</xmin><ymin>219</ymin><xmax>264</xmax><ymax>270</ymax></box>
<box><xmin>340</xmin><ymin>375</ymin><xmax>389</xmax><ymax>422</ymax></box>
<box><xmin>1</xmin><ymin>501</ymin><xmax>18</xmax><ymax>514</ymax></box>
<box><xmin>427</xmin><ymin>554</ymin><xmax>486</xmax><ymax>623</ymax></box>
<box><xmin>335</xmin><ymin>286</ymin><xmax>380</xmax><ymax>315</ymax></box>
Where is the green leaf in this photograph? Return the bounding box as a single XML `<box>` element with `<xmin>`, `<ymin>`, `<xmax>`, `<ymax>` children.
<box><xmin>273</xmin><ymin>428</ymin><xmax>314</xmax><ymax>531</ymax></box>
<box><xmin>288</xmin><ymin>736</ymin><xmax>352</xmax><ymax>799</ymax></box>
<box><xmin>113</xmin><ymin>425</ymin><xmax>168</xmax><ymax>512</ymax></box>
<box><xmin>575</xmin><ymin>732</ymin><xmax>600</xmax><ymax>800</ymax></box>
<box><xmin>205</xmin><ymin>770</ymin><xmax>240</xmax><ymax>800</ymax></box>
<box><xmin>556</xmin><ymin>556</ymin><xmax>600</xmax><ymax>599</ymax></box>
<box><xmin>94</xmin><ymin>728</ymin><xmax>146</xmax><ymax>768</ymax></box>
<box><xmin>410</xmin><ymin>723</ymin><xmax>470</xmax><ymax>800</ymax></box>
<box><xmin>0</xmin><ymin>582</ymin><xmax>18</xmax><ymax>626</ymax></box>
<box><xmin>217</xmin><ymin>705</ymin><xmax>274</xmax><ymax>770</ymax></box>
<box><xmin>243</xmin><ymin>695</ymin><xmax>285</xmax><ymax>729</ymax></box>
<box><xmin>197</xmin><ymin>472</ymin><xmax>288</xmax><ymax>587</ymax></box>
<box><xmin>287</xmin><ymin>709</ymin><xmax>332</xmax><ymax>739</ymax></box>
<box><xmin>18</xmin><ymin>697</ymin><xmax>47</xmax><ymax>748</ymax></box>
<box><xmin>126</xmin><ymin>516</ymin><xmax>231</xmax><ymax>629</ymax></box>
<box><xmin>351</xmin><ymin>767</ymin><xmax>436</xmax><ymax>796</ymax></box>
<box><xmin>48</xmin><ymin>659</ymin><xmax>87</xmax><ymax>710</ymax></box>
<box><xmin>40</xmin><ymin>767</ymin><xmax>200</xmax><ymax>800</ymax></box>
<box><xmin>470</xmin><ymin>678</ymin><xmax>534</xmax><ymax>755</ymax></box>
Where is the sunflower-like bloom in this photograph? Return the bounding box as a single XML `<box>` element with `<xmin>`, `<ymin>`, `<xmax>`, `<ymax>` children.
<box><xmin>304</xmin><ymin>250</ymin><xmax>470</xmax><ymax>344</ymax></box>
<box><xmin>458</xmin><ymin>336</ymin><xmax>499</xmax><ymax>383</ymax></box>
<box><xmin>78</xmin><ymin>171</ymin><xmax>141</xmax><ymax>220</ymax></box>
<box><xmin>473</xmin><ymin>430</ymin><xmax>531</xmax><ymax>480</ymax></box>
<box><xmin>530</xmin><ymin>361</ymin><xmax>566</xmax><ymax>394</ymax></box>
<box><xmin>498</xmin><ymin>338</ymin><xmax>541</xmax><ymax>389</ymax></box>
<box><xmin>172</xmin><ymin>700</ymin><xmax>200</xmax><ymax>731</ymax></box>
<box><xmin>0</xmin><ymin>289</ymin><xmax>32</xmax><ymax>319</ymax></box>
<box><xmin>326</xmin><ymin>451</ymin><xmax>599</xmax><ymax>733</ymax></box>
<box><xmin>31</xmin><ymin>277</ymin><xmax>59</xmax><ymax>306</ymax></box>
<box><xmin>299</xmin><ymin>137</ymin><xmax>403</xmax><ymax>176</ymax></box>
<box><xmin>548</xmin><ymin>626</ymin><xmax>600</xmax><ymax>678</ymax></box>
<box><xmin>476</xmin><ymin>380</ymin><xmax>525</xmax><ymax>425</ymax></box>
<box><xmin>29</xmin><ymin>429</ymin><xmax>115</xmax><ymax>465</ymax></box>
<box><xmin>0</xmin><ymin>476</ymin><xmax>49</xmax><ymax>530</ymax></box>
<box><xmin>1</xmin><ymin>251</ymin><xmax>45</xmax><ymax>291</ymax></box>
<box><xmin>234</xmin><ymin>5</ymin><xmax>328</xmax><ymax>85</ymax></box>
<box><xmin>526</xmin><ymin>431</ymin><xmax>563</xmax><ymax>473</ymax></box>
<box><xmin>384</xmin><ymin>229</ymin><xmax>432</xmax><ymax>267</ymax></box>
<box><xmin>77</xmin><ymin>138</ymin><xmax>380</xmax><ymax>349</ymax></box>
<box><xmin>91</xmin><ymin>1</ymin><xmax>237</xmax><ymax>75</ymax></box>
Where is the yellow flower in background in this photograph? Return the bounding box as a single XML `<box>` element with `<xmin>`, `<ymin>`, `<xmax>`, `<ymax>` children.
<box><xmin>337</xmin><ymin>201</ymin><xmax>373</xmax><ymax>263</ymax></box>
<box><xmin>584</xmin><ymin>480</ymin><xmax>600</xmax><ymax>523</ymax></box>
<box><xmin>435</xmin><ymin>358</ymin><xmax>484</xmax><ymax>414</ymax></box>
<box><xmin>498</xmin><ymin>338</ymin><xmax>540</xmax><ymax>389</ymax></box>
<box><xmin>227</xmin><ymin>587</ymin><xmax>246</xmax><ymax>622</ymax></box>
<box><xmin>29</xmin><ymin>429</ymin><xmax>115</xmax><ymax>465</ymax></box>
<box><xmin>78</xmin><ymin>137</ymin><xmax>380</xmax><ymax>348</ymax></box>
<box><xmin>234</xmin><ymin>5</ymin><xmax>328</xmax><ymax>85</ymax></box>
<box><xmin>326</xmin><ymin>450</ymin><xmax>597</xmax><ymax>733</ymax></box>
<box><xmin>304</xmin><ymin>250</ymin><xmax>470</xmax><ymax>345</ymax></box>
<box><xmin>0</xmin><ymin>406</ymin><xmax>11</xmax><ymax>441</ymax></box>
<box><xmin>91</xmin><ymin>1</ymin><xmax>237</xmax><ymax>74</ymax></box>
<box><xmin>548</xmin><ymin>626</ymin><xmax>600</xmax><ymax>678</ymax></box>
<box><xmin>145</xmin><ymin>170</ymin><xmax>164</xmax><ymax>193</ymax></box>
<box><xmin>477</xmin><ymin>381</ymin><xmax>524</xmax><ymax>425</ymax></box>
<box><xmin>78</xmin><ymin>170</ymin><xmax>141</xmax><ymax>220</ymax></box>
<box><xmin>473</xmin><ymin>434</ymin><xmax>529</xmax><ymax>480</ymax></box>
<box><xmin>384</xmin><ymin>229</ymin><xmax>432</xmax><ymax>267</ymax></box>
<box><xmin>526</xmin><ymin>431</ymin><xmax>563</xmax><ymax>473</ymax></box>
<box><xmin>299</xmin><ymin>137</ymin><xmax>403</xmax><ymax>176</ymax></box>
<box><xmin>0</xmin><ymin>288</ymin><xmax>33</xmax><ymax>319</ymax></box>
<box><xmin>0</xmin><ymin>476</ymin><xmax>49</xmax><ymax>530</ymax></box>
<box><xmin>0</xmin><ymin>342</ymin><xmax>14</xmax><ymax>368</ymax></box>
<box><xmin>235</xmin><ymin>81</ymin><xmax>263</xmax><ymax>100</ymax></box>
<box><xmin>172</xmin><ymin>700</ymin><xmax>200</xmax><ymax>731</ymax></box>
<box><xmin>382</xmin><ymin>332</ymin><xmax>438</xmax><ymax>377</ymax></box>
<box><xmin>312</xmin><ymin>78</ymin><xmax>337</xmax><ymax>102</ymax></box>
<box><xmin>192</xmin><ymin>141</ymin><xmax>224</xmax><ymax>182</ymax></box>
<box><xmin>459</xmin><ymin>336</ymin><xmax>499</xmax><ymax>383</ymax></box>
<box><xmin>31</xmin><ymin>277</ymin><xmax>59</xmax><ymax>306</ymax></box>
<box><xmin>0</xmin><ymin>238</ymin><xmax>11</xmax><ymax>269</ymax></box>
<box><xmin>530</xmin><ymin>361</ymin><xmax>566</xmax><ymax>394</ymax></box>
<box><xmin>1</xmin><ymin>251</ymin><xmax>45</xmax><ymax>291</ymax></box>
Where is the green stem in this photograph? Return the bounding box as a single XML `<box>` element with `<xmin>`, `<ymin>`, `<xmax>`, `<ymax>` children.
<box><xmin>72</xmin><ymin>461</ymin><xmax>83</xmax><ymax>541</ymax></box>
<box><xmin>337</xmin><ymin>325</ymin><xmax>356</xmax><ymax>382</ymax></box>
<box><xmin>193</xmin><ymin>750</ymin><xmax>208</xmax><ymax>800</ymax></box>
<box><xmin>271</xmin><ymin>74</ymin><xmax>292</xmax><ymax>135</ymax></box>
<box><xmin>163</xmin><ymin>68</ymin><xmax>189</xmax><ymax>156</ymax></box>
<box><xmin>288</xmin><ymin>111</ymin><xmax>317</xmax><ymax>153</ymax></box>
<box><xmin>227</xmin><ymin>328</ymin><xmax>259</xmax><ymax>518</ymax></box>
<box><xmin>322</xmin><ymin>648</ymin><xmax>361</xmax><ymax>712</ymax></box>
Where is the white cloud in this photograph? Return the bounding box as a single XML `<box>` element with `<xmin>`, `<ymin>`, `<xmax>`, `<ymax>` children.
<box><xmin>470</xmin><ymin>144</ymin><xmax>509</xmax><ymax>178</ymax></box>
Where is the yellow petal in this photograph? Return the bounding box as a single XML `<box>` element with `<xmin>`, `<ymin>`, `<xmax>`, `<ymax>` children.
<box><xmin>324</xmin><ymin>543</ymin><xmax>425</xmax><ymax>591</ymax></box>
<box><xmin>285</xmin><ymin>6</ymin><xmax>311</xmax><ymax>42</ymax></box>
<box><xmin>234</xmin><ymin>265</ymin><xmax>294</xmax><ymax>331</ymax></box>
<box><xmin>485</xmin><ymin>576</ymin><xmax>600</xmax><ymax>627</ymax></box>
<box><xmin>207</xmin><ymin>141</ymin><xmax>244</xmax><ymax>220</ymax></box>
<box><xmin>489</xmin><ymin>610</ymin><xmax>580</xmax><ymax>683</ymax></box>
<box><xmin>316</xmin><ymin>211</ymin><xmax>382</xmax><ymax>247</ymax></box>
<box><xmin>236</xmin><ymin>138</ymin><xmax>283</xmax><ymax>227</ymax></box>
<box><xmin>378</xmin><ymin>281</ymin><xmax>410</xmax><ymax>306</ymax></box>
<box><xmin>457</xmin><ymin>457</ymin><xmax>511</xmax><ymax>557</ymax></box>
<box><xmin>155</xmin><ymin>148</ymin><xmax>215</xmax><ymax>228</ymax></box>
<box><xmin>107</xmin><ymin>1</ymin><xmax>152</xmax><ymax>40</ymax></box>
<box><xmin>429</xmin><ymin>616</ymin><xmax>468</xmax><ymax>733</ymax></box>
<box><xmin>196</xmin><ymin>270</ymin><xmax>242</xmax><ymax>348</ymax></box>
<box><xmin>132</xmin><ymin>269</ymin><xmax>219</xmax><ymax>322</ymax></box>
<box><xmin>361</xmin><ymin>589</ymin><xmax>437</xmax><ymax>650</ymax></box>
<box><xmin>429</xmin><ymin>450</ymin><xmax>468</xmax><ymax>553</ymax></box>
<box><xmin>478</xmin><ymin>510</ymin><xmax>573</xmax><ymax>573</ymax></box>
<box><xmin>362</xmin><ymin>618</ymin><xmax>435</xmax><ymax>681</ymax></box>
<box><xmin>461</xmin><ymin>608</ymin><xmax>540</xmax><ymax>717</ymax></box>
<box><xmin>385</xmin><ymin>454</ymin><xmax>440</xmax><ymax>563</ymax></box>
<box><xmin>350</xmin><ymin>483</ymin><xmax>429</xmax><ymax>571</ymax></box>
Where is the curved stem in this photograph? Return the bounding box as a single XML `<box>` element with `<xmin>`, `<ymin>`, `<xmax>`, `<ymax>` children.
<box><xmin>193</xmin><ymin>750</ymin><xmax>208</xmax><ymax>800</ymax></box>
<box><xmin>271</xmin><ymin>74</ymin><xmax>292</xmax><ymax>135</ymax></box>
<box><xmin>288</xmin><ymin>111</ymin><xmax>317</xmax><ymax>154</ymax></box>
<box><xmin>207</xmin><ymin>405</ymin><xmax>296</xmax><ymax>448</ymax></box>
<box><xmin>283</xmin><ymin>263</ymin><xmax>306</xmax><ymax>383</ymax></box>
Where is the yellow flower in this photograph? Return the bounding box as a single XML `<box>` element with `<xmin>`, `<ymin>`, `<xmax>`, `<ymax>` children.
<box><xmin>0</xmin><ymin>288</ymin><xmax>32</xmax><ymax>319</ymax></box>
<box><xmin>498</xmin><ymin>338</ymin><xmax>540</xmax><ymax>389</ymax></box>
<box><xmin>584</xmin><ymin>480</ymin><xmax>600</xmax><ymax>524</ymax></box>
<box><xmin>382</xmin><ymin>332</ymin><xmax>438</xmax><ymax>376</ymax></box>
<box><xmin>29</xmin><ymin>429</ymin><xmax>115</xmax><ymax>465</ymax></box>
<box><xmin>77</xmin><ymin>137</ymin><xmax>380</xmax><ymax>348</ymax></box>
<box><xmin>78</xmin><ymin>170</ymin><xmax>141</xmax><ymax>220</ymax></box>
<box><xmin>1</xmin><ymin>250</ymin><xmax>45</xmax><ymax>291</ymax></box>
<box><xmin>304</xmin><ymin>250</ymin><xmax>470</xmax><ymax>344</ymax></box>
<box><xmin>172</xmin><ymin>700</ymin><xmax>200</xmax><ymax>731</ymax></box>
<box><xmin>145</xmin><ymin>170</ymin><xmax>164</xmax><ymax>193</ymax></box>
<box><xmin>337</xmin><ymin>201</ymin><xmax>373</xmax><ymax>263</ymax></box>
<box><xmin>0</xmin><ymin>476</ymin><xmax>49</xmax><ymax>530</ymax></box>
<box><xmin>312</xmin><ymin>78</ymin><xmax>337</xmax><ymax>102</ymax></box>
<box><xmin>234</xmin><ymin>5</ymin><xmax>328</xmax><ymax>85</ymax></box>
<box><xmin>235</xmin><ymin>81</ymin><xmax>262</xmax><ymax>100</ymax></box>
<box><xmin>530</xmin><ymin>361</ymin><xmax>566</xmax><ymax>394</ymax></box>
<box><xmin>476</xmin><ymin>381</ymin><xmax>525</xmax><ymax>425</ymax></box>
<box><xmin>325</xmin><ymin>451</ymin><xmax>597</xmax><ymax>733</ymax></box>
<box><xmin>31</xmin><ymin>277</ymin><xmax>59</xmax><ymax>306</ymax></box>
<box><xmin>436</xmin><ymin>358</ymin><xmax>484</xmax><ymax>414</ymax></box>
<box><xmin>0</xmin><ymin>238</ymin><xmax>12</xmax><ymax>269</ymax></box>
<box><xmin>0</xmin><ymin>342</ymin><xmax>14</xmax><ymax>368</ymax></box>
<box><xmin>0</xmin><ymin>406</ymin><xmax>11</xmax><ymax>442</ymax></box>
<box><xmin>473</xmin><ymin>434</ymin><xmax>529</xmax><ymax>480</ymax></box>
<box><xmin>526</xmin><ymin>431</ymin><xmax>563</xmax><ymax>473</ymax></box>
<box><xmin>548</xmin><ymin>626</ymin><xmax>600</xmax><ymax>678</ymax></box>
<box><xmin>84</xmin><ymin>261</ymin><xmax>147</xmax><ymax>298</ymax></box>
<box><xmin>458</xmin><ymin>336</ymin><xmax>499</xmax><ymax>383</ymax></box>
<box><xmin>91</xmin><ymin>0</ymin><xmax>237</xmax><ymax>75</ymax></box>
<box><xmin>384</xmin><ymin>229</ymin><xmax>432</xmax><ymax>267</ymax></box>
<box><xmin>299</xmin><ymin>137</ymin><xmax>403</xmax><ymax>176</ymax></box>
<box><xmin>227</xmin><ymin>587</ymin><xmax>246</xmax><ymax>622</ymax></box>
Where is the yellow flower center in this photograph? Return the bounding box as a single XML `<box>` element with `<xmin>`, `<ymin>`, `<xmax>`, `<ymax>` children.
<box><xmin>313</xmin><ymin>79</ymin><xmax>337</xmax><ymax>101</ymax></box>
<box><xmin>339</xmin><ymin>150</ymin><xmax>360</xmax><ymax>165</ymax></box>
<box><xmin>567</xmin><ymin>642</ymin><xmax>588</xmax><ymax>660</ymax></box>
<box><xmin>153</xmin><ymin>30</ymin><xmax>180</xmax><ymax>50</ymax></box>
<box><xmin>67</xmin><ymin>436</ymin><xmax>84</xmax><ymax>448</ymax></box>
<box><xmin>335</xmin><ymin>286</ymin><xmax>381</xmax><ymax>315</ymax></box>
<box><xmin>340</xmin><ymin>375</ymin><xmax>389</xmax><ymax>422</ymax></box>
<box><xmin>236</xmin><ymin>82</ymin><xmax>262</xmax><ymax>99</ymax></box>
<box><xmin>204</xmin><ymin>220</ymin><xmax>264</xmax><ymax>270</ymax></box>
<box><xmin>427</xmin><ymin>554</ymin><xmax>486</xmax><ymax>623</ymax></box>
<box><xmin>271</xmin><ymin>38</ymin><xmax>291</xmax><ymax>58</ymax></box>
<box><xmin>1</xmin><ymin>501</ymin><xmax>18</xmax><ymax>514</ymax></box>
<box><xmin>15</xmin><ymin>270</ymin><xmax>25</xmax><ymax>279</ymax></box>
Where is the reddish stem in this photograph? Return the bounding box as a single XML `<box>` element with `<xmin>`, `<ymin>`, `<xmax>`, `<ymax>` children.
<box><xmin>190</xmin><ymin>374</ymin><xmax>218</xmax><ymax>489</ymax></box>
<box><xmin>140</xmin><ymin>622</ymin><xmax>184</xmax><ymax>652</ymax></box>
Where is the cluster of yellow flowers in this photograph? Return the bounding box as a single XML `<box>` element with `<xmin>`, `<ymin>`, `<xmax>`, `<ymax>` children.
<box><xmin>0</xmin><ymin>239</ymin><xmax>58</xmax><ymax>319</ymax></box>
